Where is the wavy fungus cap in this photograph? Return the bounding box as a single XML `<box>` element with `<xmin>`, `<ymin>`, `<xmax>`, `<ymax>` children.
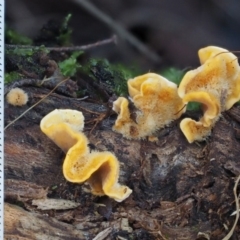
<box><xmin>178</xmin><ymin>46</ymin><xmax>240</xmax><ymax>143</ymax></box>
<box><xmin>180</xmin><ymin>118</ymin><xmax>213</xmax><ymax>143</ymax></box>
<box><xmin>40</xmin><ymin>109</ymin><xmax>132</xmax><ymax>202</ymax></box>
<box><xmin>113</xmin><ymin>73</ymin><xmax>186</xmax><ymax>139</ymax></box>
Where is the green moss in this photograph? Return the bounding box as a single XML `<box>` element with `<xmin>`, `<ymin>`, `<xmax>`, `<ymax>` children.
<box><xmin>6</xmin><ymin>49</ymin><xmax>50</xmax><ymax>80</ymax></box>
<box><xmin>57</xmin><ymin>13</ymin><xmax>72</xmax><ymax>45</ymax></box>
<box><xmin>58</xmin><ymin>51</ymin><xmax>83</xmax><ymax>77</ymax></box>
<box><xmin>5</xmin><ymin>72</ymin><xmax>23</xmax><ymax>84</ymax></box>
<box><xmin>6</xmin><ymin>28</ymin><xmax>33</xmax><ymax>45</ymax></box>
<box><xmin>6</xmin><ymin>45</ymin><xmax>49</xmax><ymax>57</ymax></box>
<box><xmin>12</xmin><ymin>48</ymin><xmax>34</xmax><ymax>56</ymax></box>
<box><xmin>111</xmin><ymin>63</ymin><xmax>140</xmax><ymax>96</ymax></box>
<box><xmin>81</xmin><ymin>58</ymin><xmax>140</xmax><ymax>96</ymax></box>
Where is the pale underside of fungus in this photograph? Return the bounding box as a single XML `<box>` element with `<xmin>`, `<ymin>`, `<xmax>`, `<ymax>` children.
<box><xmin>112</xmin><ymin>73</ymin><xmax>186</xmax><ymax>139</ymax></box>
<box><xmin>178</xmin><ymin>46</ymin><xmax>240</xmax><ymax>143</ymax></box>
<box><xmin>40</xmin><ymin>109</ymin><xmax>132</xmax><ymax>202</ymax></box>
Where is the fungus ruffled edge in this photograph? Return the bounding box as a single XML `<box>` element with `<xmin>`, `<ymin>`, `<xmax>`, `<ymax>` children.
<box><xmin>112</xmin><ymin>73</ymin><xmax>186</xmax><ymax>139</ymax></box>
<box><xmin>178</xmin><ymin>46</ymin><xmax>240</xmax><ymax>143</ymax></box>
<box><xmin>40</xmin><ymin>109</ymin><xmax>132</xmax><ymax>202</ymax></box>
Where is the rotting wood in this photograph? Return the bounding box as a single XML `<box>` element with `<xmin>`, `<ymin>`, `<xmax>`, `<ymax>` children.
<box><xmin>5</xmin><ymin>203</ymin><xmax>86</xmax><ymax>240</ymax></box>
<box><xmin>4</xmin><ymin>86</ymin><xmax>240</xmax><ymax>239</ymax></box>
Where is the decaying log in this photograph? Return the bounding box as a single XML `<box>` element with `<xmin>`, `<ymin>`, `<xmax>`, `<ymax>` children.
<box><xmin>4</xmin><ymin>86</ymin><xmax>240</xmax><ymax>239</ymax></box>
<box><xmin>5</xmin><ymin>203</ymin><xmax>86</xmax><ymax>240</ymax></box>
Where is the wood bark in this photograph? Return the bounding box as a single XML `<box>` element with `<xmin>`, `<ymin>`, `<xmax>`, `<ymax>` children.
<box><xmin>4</xmin><ymin>86</ymin><xmax>240</xmax><ymax>239</ymax></box>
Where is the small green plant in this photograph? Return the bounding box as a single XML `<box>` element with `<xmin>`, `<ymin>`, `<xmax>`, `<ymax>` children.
<box><xmin>187</xmin><ymin>102</ymin><xmax>201</xmax><ymax>111</ymax></box>
<box><xmin>58</xmin><ymin>51</ymin><xmax>83</xmax><ymax>77</ymax></box>
<box><xmin>111</xmin><ymin>63</ymin><xmax>139</xmax><ymax>96</ymax></box>
<box><xmin>57</xmin><ymin>13</ymin><xmax>72</xmax><ymax>45</ymax></box>
<box><xmin>6</xmin><ymin>28</ymin><xmax>33</xmax><ymax>45</ymax></box>
<box><xmin>5</xmin><ymin>72</ymin><xmax>22</xmax><ymax>84</ymax></box>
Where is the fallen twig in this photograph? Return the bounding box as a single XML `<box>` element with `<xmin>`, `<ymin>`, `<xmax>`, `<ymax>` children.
<box><xmin>5</xmin><ymin>35</ymin><xmax>117</xmax><ymax>52</ymax></box>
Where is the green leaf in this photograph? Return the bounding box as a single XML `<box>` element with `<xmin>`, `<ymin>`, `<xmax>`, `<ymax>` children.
<box><xmin>160</xmin><ymin>67</ymin><xmax>185</xmax><ymax>86</ymax></box>
<box><xmin>187</xmin><ymin>102</ymin><xmax>201</xmax><ymax>111</ymax></box>
<box><xmin>58</xmin><ymin>51</ymin><xmax>83</xmax><ymax>77</ymax></box>
<box><xmin>5</xmin><ymin>72</ymin><xmax>22</xmax><ymax>84</ymax></box>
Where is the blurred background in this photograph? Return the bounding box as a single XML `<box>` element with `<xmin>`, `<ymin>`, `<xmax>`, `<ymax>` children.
<box><xmin>6</xmin><ymin>0</ymin><xmax>240</xmax><ymax>72</ymax></box>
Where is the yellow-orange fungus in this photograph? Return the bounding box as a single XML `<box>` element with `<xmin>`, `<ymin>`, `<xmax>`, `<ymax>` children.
<box><xmin>178</xmin><ymin>46</ymin><xmax>240</xmax><ymax>143</ymax></box>
<box><xmin>112</xmin><ymin>73</ymin><xmax>186</xmax><ymax>139</ymax></box>
<box><xmin>40</xmin><ymin>109</ymin><xmax>132</xmax><ymax>202</ymax></box>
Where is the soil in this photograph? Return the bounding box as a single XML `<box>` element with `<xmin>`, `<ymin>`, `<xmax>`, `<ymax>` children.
<box><xmin>4</xmin><ymin>25</ymin><xmax>240</xmax><ymax>240</ymax></box>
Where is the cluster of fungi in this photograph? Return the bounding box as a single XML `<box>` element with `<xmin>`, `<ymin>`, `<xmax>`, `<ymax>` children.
<box><xmin>31</xmin><ymin>46</ymin><xmax>240</xmax><ymax>201</ymax></box>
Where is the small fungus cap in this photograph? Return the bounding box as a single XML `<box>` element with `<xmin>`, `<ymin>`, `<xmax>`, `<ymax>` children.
<box><xmin>178</xmin><ymin>55</ymin><xmax>227</xmax><ymax>100</ymax></box>
<box><xmin>113</xmin><ymin>73</ymin><xmax>185</xmax><ymax>139</ymax></box>
<box><xmin>198</xmin><ymin>46</ymin><xmax>226</xmax><ymax>64</ymax></box>
<box><xmin>178</xmin><ymin>45</ymin><xmax>240</xmax><ymax>143</ymax></box>
<box><xmin>180</xmin><ymin>118</ymin><xmax>213</xmax><ymax>143</ymax></box>
<box><xmin>128</xmin><ymin>73</ymin><xmax>177</xmax><ymax>99</ymax></box>
<box><xmin>112</xmin><ymin>97</ymin><xmax>130</xmax><ymax>122</ymax></box>
<box><xmin>41</xmin><ymin>109</ymin><xmax>84</xmax><ymax>132</ymax></box>
<box><xmin>40</xmin><ymin>109</ymin><xmax>85</xmax><ymax>152</ymax></box>
<box><xmin>6</xmin><ymin>88</ymin><xmax>28</xmax><ymax>106</ymax></box>
<box><xmin>198</xmin><ymin>46</ymin><xmax>239</xmax><ymax>80</ymax></box>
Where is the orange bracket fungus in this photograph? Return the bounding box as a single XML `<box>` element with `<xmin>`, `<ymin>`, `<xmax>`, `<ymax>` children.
<box><xmin>40</xmin><ymin>109</ymin><xmax>132</xmax><ymax>202</ymax></box>
<box><xmin>112</xmin><ymin>73</ymin><xmax>186</xmax><ymax>139</ymax></box>
<box><xmin>178</xmin><ymin>46</ymin><xmax>240</xmax><ymax>143</ymax></box>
